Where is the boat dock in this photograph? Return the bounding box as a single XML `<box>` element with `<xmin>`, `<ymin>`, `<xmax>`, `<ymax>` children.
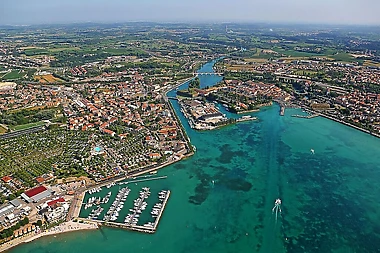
<box><xmin>79</xmin><ymin>188</ymin><xmax>171</xmax><ymax>234</ymax></box>
<box><xmin>152</xmin><ymin>190</ymin><xmax>170</xmax><ymax>231</ymax></box>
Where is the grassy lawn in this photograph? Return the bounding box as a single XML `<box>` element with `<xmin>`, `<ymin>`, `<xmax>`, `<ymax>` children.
<box><xmin>10</xmin><ymin>121</ymin><xmax>45</xmax><ymax>131</ymax></box>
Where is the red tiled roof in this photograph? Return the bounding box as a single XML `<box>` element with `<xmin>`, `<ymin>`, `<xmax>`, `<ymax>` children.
<box><xmin>47</xmin><ymin>197</ymin><xmax>65</xmax><ymax>206</ymax></box>
<box><xmin>35</xmin><ymin>177</ymin><xmax>45</xmax><ymax>183</ymax></box>
<box><xmin>1</xmin><ymin>176</ymin><xmax>12</xmax><ymax>183</ymax></box>
<box><xmin>24</xmin><ymin>186</ymin><xmax>47</xmax><ymax>198</ymax></box>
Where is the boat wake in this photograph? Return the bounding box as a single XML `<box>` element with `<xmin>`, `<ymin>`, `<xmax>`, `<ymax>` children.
<box><xmin>272</xmin><ymin>198</ymin><xmax>282</xmax><ymax>223</ymax></box>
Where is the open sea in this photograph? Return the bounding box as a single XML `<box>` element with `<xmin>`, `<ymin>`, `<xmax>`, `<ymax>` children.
<box><xmin>8</xmin><ymin>61</ymin><xmax>380</xmax><ymax>253</ymax></box>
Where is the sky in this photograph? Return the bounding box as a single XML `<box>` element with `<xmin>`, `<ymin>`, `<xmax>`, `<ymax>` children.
<box><xmin>1</xmin><ymin>0</ymin><xmax>379</xmax><ymax>25</ymax></box>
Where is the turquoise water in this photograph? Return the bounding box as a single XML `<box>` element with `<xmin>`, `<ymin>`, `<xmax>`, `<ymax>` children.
<box><xmin>94</xmin><ymin>147</ymin><xmax>101</xmax><ymax>152</ymax></box>
<box><xmin>8</xmin><ymin>62</ymin><xmax>380</xmax><ymax>253</ymax></box>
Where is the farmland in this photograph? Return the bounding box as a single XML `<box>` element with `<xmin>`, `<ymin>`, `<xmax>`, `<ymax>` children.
<box><xmin>0</xmin><ymin>126</ymin><xmax>7</xmax><ymax>135</ymax></box>
<box><xmin>34</xmin><ymin>74</ymin><xmax>64</xmax><ymax>83</ymax></box>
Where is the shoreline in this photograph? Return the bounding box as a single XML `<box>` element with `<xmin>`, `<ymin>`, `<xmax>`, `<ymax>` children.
<box><xmin>1</xmin><ymin>221</ymin><xmax>98</xmax><ymax>253</ymax></box>
<box><xmin>318</xmin><ymin>113</ymin><xmax>380</xmax><ymax>138</ymax></box>
<box><xmin>300</xmin><ymin>107</ymin><xmax>380</xmax><ymax>139</ymax></box>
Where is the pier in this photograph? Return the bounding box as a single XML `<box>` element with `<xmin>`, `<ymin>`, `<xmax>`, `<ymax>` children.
<box><xmin>152</xmin><ymin>190</ymin><xmax>170</xmax><ymax>230</ymax></box>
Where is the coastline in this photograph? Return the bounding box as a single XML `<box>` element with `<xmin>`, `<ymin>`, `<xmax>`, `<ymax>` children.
<box><xmin>319</xmin><ymin>113</ymin><xmax>380</xmax><ymax>138</ymax></box>
<box><xmin>1</xmin><ymin>221</ymin><xmax>98</xmax><ymax>253</ymax></box>
<box><xmin>301</xmin><ymin>107</ymin><xmax>380</xmax><ymax>139</ymax></box>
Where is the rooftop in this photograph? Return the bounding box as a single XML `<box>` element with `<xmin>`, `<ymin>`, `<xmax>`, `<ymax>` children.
<box><xmin>24</xmin><ymin>186</ymin><xmax>47</xmax><ymax>198</ymax></box>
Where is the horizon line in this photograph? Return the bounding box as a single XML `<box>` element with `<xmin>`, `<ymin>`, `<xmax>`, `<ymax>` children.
<box><xmin>1</xmin><ymin>20</ymin><xmax>380</xmax><ymax>28</ymax></box>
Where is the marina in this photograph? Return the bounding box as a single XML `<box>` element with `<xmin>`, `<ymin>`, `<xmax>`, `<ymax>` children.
<box><xmin>79</xmin><ymin>175</ymin><xmax>171</xmax><ymax>234</ymax></box>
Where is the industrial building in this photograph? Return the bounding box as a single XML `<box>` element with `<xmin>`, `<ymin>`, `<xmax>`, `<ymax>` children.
<box><xmin>21</xmin><ymin>186</ymin><xmax>53</xmax><ymax>203</ymax></box>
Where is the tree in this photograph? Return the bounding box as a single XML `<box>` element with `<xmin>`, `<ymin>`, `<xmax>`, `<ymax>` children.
<box><xmin>36</xmin><ymin>220</ymin><xmax>43</xmax><ymax>227</ymax></box>
<box><xmin>189</xmin><ymin>77</ymin><xmax>200</xmax><ymax>89</ymax></box>
<box><xmin>21</xmin><ymin>217</ymin><xmax>29</xmax><ymax>226</ymax></box>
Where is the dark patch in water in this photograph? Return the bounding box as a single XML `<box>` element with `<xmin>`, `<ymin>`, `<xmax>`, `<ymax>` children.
<box><xmin>283</xmin><ymin>152</ymin><xmax>380</xmax><ymax>253</ymax></box>
<box><xmin>188</xmin><ymin>168</ymin><xmax>212</xmax><ymax>205</ymax></box>
<box><xmin>222</xmin><ymin>178</ymin><xmax>252</xmax><ymax>191</ymax></box>
<box><xmin>209</xmin><ymin>165</ymin><xmax>229</xmax><ymax>172</ymax></box>
<box><xmin>217</xmin><ymin>144</ymin><xmax>246</xmax><ymax>164</ymax></box>
<box><xmin>224</xmin><ymin>166</ymin><xmax>248</xmax><ymax>179</ymax></box>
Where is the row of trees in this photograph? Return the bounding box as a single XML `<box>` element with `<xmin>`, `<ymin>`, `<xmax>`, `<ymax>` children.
<box><xmin>0</xmin><ymin>217</ymin><xmax>29</xmax><ymax>240</ymax></box>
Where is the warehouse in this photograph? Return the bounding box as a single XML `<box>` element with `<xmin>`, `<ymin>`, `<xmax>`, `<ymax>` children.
<box><xmin>21</xmin><ymin>186</ymin><xmax>53</xmax><ymax>203</ymax></box>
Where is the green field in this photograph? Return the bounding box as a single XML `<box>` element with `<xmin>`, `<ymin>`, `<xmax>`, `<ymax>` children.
<box><xmin>102</xmin><ymin>48</ymin><xmax>148</xmax><ymax>56</ymax></box>
<box><xmin>10</xmin><ymin>121</ymin><xmax>45</xmax><ymax>131</ymax></box>
<box><xmin>331</xmin><ymin>53</ymin><xmax>357</xmax><ymax>62</ymax></box>
<box><xmin>48</xmin><ymin>47</ymin><xmax>80</xmax><ymax>52</ymax></box>
<box><xmin>1</xmin><ymin>70</ymin><xmax>23</xmax><ymax>80</ymax></box>
<box><xmin>23</xmin><ymin>48</ymin><xmax>49</xmax><ymax>56</ymax></box>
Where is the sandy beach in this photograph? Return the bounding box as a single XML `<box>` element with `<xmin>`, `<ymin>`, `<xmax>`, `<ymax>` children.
<box><xmin>0</xmin><ymin>221</ymin><xmax>98</xmax><ymax>252</ymax></box>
